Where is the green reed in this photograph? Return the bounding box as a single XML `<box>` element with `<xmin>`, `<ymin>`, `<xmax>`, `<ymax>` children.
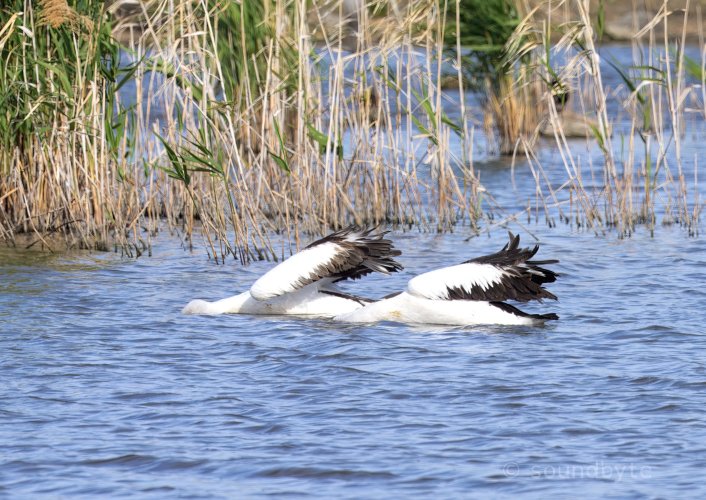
<box><xmin>0</xmin><ymin>0</ymin><xmax>144</xmax><ymax>250</ymax></box>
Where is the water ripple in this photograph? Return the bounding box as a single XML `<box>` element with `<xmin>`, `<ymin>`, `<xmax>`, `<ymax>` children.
<box><xmin>2</xmin><ymin>225</ymin><xmax>706</xmax><ymax>497</ymax></box>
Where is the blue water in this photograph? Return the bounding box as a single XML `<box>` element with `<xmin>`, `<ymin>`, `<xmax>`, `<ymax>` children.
<box><xmin>3</xmin><ymin>41</ymin><xmax>705</xmax><ymax>498</ymax></box>
<box><xmin>2</xmin><ymin>225</ymin><xmax>706</xmax><ymax>498</ymax></box>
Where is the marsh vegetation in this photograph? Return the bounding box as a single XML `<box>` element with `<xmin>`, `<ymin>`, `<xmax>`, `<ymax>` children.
<box><xmin>0</xmin><ymin>0</ymin><xmax>702</xmax><ymax>260</ymax></box>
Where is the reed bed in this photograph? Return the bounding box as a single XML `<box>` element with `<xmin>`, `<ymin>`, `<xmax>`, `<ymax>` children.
<box><xmin>0</xmin><ymin>0</ymin><xmax>702</xmax><ymax>261</ymax></box>
<box><xmin>508</xmin><ymin>0</ymin><xmax>703</xmax><ymax>237</ymax></box>
<box><xmin>104</xmin><ymin>0</ymin><xmax>483</xmax><ymax>261</ymax></box>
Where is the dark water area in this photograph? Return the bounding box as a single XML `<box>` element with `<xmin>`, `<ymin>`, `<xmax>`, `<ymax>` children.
<box><xmin>3</xmin><ymin>226</ymin><xmax>706</xmax><ymax>498</ymax></box>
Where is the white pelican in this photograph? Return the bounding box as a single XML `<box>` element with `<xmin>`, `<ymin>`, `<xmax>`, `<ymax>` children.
<box><xmin>182</xmin><ymin>226</ymin><xmax>403</xmax><ymax>316</ymax></box>
<box><xmin>335</xmin><ymin>233</ymin><xmax>559</xmax><ymax>326</ymax></box>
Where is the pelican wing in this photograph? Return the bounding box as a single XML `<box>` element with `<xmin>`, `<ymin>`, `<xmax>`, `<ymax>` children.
<box><xmin>250</xmin><ymin>226</ymin><xmax>402</xmax><ymax>301</ymax></box>
<box><xmin>407</xmin><ymin>233</ymin><xmax>558</xmax><ymax>303</ymax></box>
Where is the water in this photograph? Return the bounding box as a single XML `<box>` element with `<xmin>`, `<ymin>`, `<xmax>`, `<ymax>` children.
<box><xmin>3</xmin><ymin>42</ymin><xmax>705</xmax><ymax>498</ymax></box>
<box><xmin>2</xmin><ymin>226</ymin><xmax>706</xmax><ymax>498</ymax></box>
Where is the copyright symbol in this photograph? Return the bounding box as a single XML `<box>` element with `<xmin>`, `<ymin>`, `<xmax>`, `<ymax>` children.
<box><xmin>503</xmin><ymin>462</ymin><xmax>519</xmax><ymax>477</ymax></box>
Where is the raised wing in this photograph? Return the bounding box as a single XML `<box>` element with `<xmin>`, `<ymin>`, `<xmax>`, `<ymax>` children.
<box><xmin>249</xmin><ymin>226</ymin><xmax>402</xmax><ymax>301</ymax></box>
<box><xmin>407</xmin><ymin>233</ymin><xmax>558</xmax><ymax>303</ymax></box>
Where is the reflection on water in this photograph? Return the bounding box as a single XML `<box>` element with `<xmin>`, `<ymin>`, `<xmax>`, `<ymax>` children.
<box><xmin>2</xmin><ymin>228</ymin><xmax>706</xmax><ymax>497</ymax></box>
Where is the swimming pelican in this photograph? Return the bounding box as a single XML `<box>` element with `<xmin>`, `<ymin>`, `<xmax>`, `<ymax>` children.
<box><xmin>182</xmin><ymin>226</ymin><xmax>403</xmax><ymax>316</ymax></box>
<box><xmin>335</xmin><ymin>233</ymin><xmax>559</xmax><ymax>326</ymax></box>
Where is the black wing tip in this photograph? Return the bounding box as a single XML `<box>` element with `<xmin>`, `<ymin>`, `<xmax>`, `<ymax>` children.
<box><xmin>307</xmin><ymin>224</ymin><xmax>389</xmax><ymax>246</ymax></box>
<box><xmin>471</xmin><ymin>232</ymin><xmax>559</xmax><ymax>268</ymax></box>
<box><xmin>506</xmin><ymin>231</ymin><xmax>520</xmax><ymax>250</ymax></box>
<box><xmin>313</xmin><ymin>225</ymin><xmax>403</xmax><ymax>282</ymax></box>
<box><xmin>490</xmin><ymin>302</ymin><xmax>559</xmax><ymax>322</ymax></box>
<box><xmin>445</xmin><ymin>282</ymin><xmax>557</xmax><ymax>303</ymax></box>
<box><xmin>457</xmin><ymin>232</ymin><xmax>559</xmax><ymax>303</ymax></box>
<box><xmin>320</xmin><ymin>289</ymin><xmax>374</xmax><ymax>306</ymax></box>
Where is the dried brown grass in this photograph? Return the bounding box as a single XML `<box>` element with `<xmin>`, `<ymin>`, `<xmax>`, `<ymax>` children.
<box><xmin>1</xmin><ymin>0</ymin><xmax>702</xmax><ymax>260</ymax></box>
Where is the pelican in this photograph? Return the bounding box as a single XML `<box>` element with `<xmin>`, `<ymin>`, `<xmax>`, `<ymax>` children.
<box><xmin>335</xmin><ymin>233</ymin><xmax>559</xmax><ymax>326</ymax></box>
<box><xmin>182</xmin><ymin>226</ymin><xmax>403</xmax><ymax>316</ymax></box>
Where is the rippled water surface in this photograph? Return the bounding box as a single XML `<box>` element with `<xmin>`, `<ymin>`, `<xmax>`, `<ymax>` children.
<box><xmin>3</xmin><ymin>41</ymin><xmax>706</xmax><ymax>498</ymax></box>
<box><xmin>2</xmin><ymin>226</ymin><xmax>706</xmax><ymax>498</ymax></box>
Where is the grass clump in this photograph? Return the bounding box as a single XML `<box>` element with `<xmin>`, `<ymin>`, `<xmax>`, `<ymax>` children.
<box><xmin>0</xmin><ymin>0</ymin><xmax>144</xmax><ymax>251</ymax></box>
<box><xmin>445</xmin><ymin>0</ymin><xmax>539</xmax><ymax>154</ymax></box>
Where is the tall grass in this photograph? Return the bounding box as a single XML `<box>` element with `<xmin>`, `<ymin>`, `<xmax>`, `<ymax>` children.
<box><xmin>0</xmin><ymin>0</ymin><xmax>702</xmax><ymax>259</ymax></box>
<box><xmin>445</xmin><ymin>0</ymin><xmax>541</xmax><ymax>154</ymax></box>
<box><xmin>507</xmin><ymin>0</ymin><xmax>702</xmax><ymax>236</ymax></box>
<box><xmin>116</xmin><ymin>0</ymin><xmax>483</xmax><ymax>261</ymax></box>
<box><xmin>0</xmin><ymin>0</ymin><xmax>150</xmax><ymax>252</ymax></box>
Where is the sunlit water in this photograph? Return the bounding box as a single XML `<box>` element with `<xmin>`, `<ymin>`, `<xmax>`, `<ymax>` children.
<box><xmin>2</xmin><ymin>226</ymin><xmax>706</xmax><ymax>498</ymax></box>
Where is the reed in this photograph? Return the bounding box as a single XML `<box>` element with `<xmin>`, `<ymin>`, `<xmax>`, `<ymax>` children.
<box><xmin>506</xmin><ymin>0</ymin><xmax>702</xmax><ymax>236</ymax></box>
<box><xmin>445</xmin><ymin>0</ymin><xmax>543</xmax><ymax>154</ymax></box>
<box><xmin>0</xmin><ymin>0</ymin><xmax>151</xmax><ymax>252</ymax></box>
<box><xmin>117</xmin><ymin>0</ymin><xmax>483</xmax><ymax>261</ymax></box>
<box><xmin>0</xmin><ymin>0</ymin><xmax>702</xmax><ymax>260</ymax></box>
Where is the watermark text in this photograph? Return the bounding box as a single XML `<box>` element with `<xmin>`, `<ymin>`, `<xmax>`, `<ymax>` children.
<box><xmin>502</xmin><ymin>461</ymin><xmax>652</xmax><ymax>481</ymax></box>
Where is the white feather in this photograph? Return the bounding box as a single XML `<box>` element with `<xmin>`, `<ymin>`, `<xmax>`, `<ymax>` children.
<box><xmin>184</xmin><ymin>284</ymin><xmax>363</xmax><ymax>317</ymax></box>
<box><xmin>406</xmin><ymin>262</ymin><xmax>506</xmax><ymax>300</ymax></box>
<box><xmin>335</xmin><ymin>292</ymin><xmax>539</xmax><ymax>326</ymax></box>
<box><xmin>249</xmin><ymin>241</ymin><xmax>344</xmax><ymax>300</ymax></box>
<box><xmin>184</xmin><ymin>226</ymin><xmax>405</xmax><ymax>318</ymax></box>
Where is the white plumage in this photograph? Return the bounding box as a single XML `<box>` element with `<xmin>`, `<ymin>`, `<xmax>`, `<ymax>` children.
<box><xmin>183</xmin><ymin>226</ymin><xmax>402</xmax><ymax>317</ymax></box>
<box><xmin>407</xmin><ymin>263</ymin><xmax>507</xmax><ymax>300</ymax></box>
<box><xmin>336</xmin><ymin>232</ymin><xmax>559</xmax><ymax>326</ymax></box>
<box><xmin>250</xmin><ymin>242</ymin><xmax>342</xmax><ymax>300</ymax></box>
<box><xmin>335</xmin><ymin>292</ymin><xmax>542</xmax><ymax>326</ymax></box>
<box><xmin>182</xmin><ymin>282</ymin><xmax>363</xmax><ymax>316</ymax></box>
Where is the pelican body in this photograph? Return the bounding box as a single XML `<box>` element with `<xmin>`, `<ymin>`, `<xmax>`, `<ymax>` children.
<box><xmin>183</xmin><ymin>226</ymin><xmax>402</xmax><ymax>317</ymax></box>
<box><xmin>336</xmin><ymin>233</ymin><xmax>559</xmax><ymax>326</ymax></box>
<box><xmin>183</xmin><ymin>229</ymin><xmax>559</xmax><ymax>327</ymax></box>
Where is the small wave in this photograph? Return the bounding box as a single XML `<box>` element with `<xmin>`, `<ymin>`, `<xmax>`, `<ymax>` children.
<box><xmin>81</xmin><ymin>454</ymin><xmax>208</xmax><ymax>472</ymax></box>
<box><xmin>255</xmin><ymin>466</ymin><xmax>397</xmax><ymax>480</ymax></box>
<box><xmin>81</xmin><ymin>454</ymin><xmax>156</xmax><ymax>466</ymax></box>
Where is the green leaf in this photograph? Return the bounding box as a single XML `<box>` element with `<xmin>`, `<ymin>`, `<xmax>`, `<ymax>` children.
<box><xmin>682</xmin><ymin>54</ymin><xmax>703</xmax><ymax>80</ymax></box>
<box><xmin>604</xmin><ymin>57</ymin><xmax>646</xmax><ymax>106</ymax></box>
<box><xmin>115</xmin><ymin>56</ymin><xmax>145</xmax><ymax>92</ymax></box>
<box><xmin>269</xmin><ymin>118</ymin><xmax>291</xmax><ymax>172</ymax></box>
<box><xmin>588</xmin><ymin>123</ymin><xmax>608</xmax><ymax>155</ymax></box>
<box><xmin>273</xmin><ymin>118</ymin><xmax>286</xmax><ymax>152</ymax></box>
<box><xmin>597</xmin><ymin>0</ymin><xmax>605</xmax><ymax>41</ymax></box>
<box><xmin>155</xmin><ymin>133</ymin><xmax>190</xmax><ymax>186</ymax></box>
<box><xmin>268</xmin><ymin>150</ymin><xmax>290</xmax><ymax>173</ymax></box>
<box><xmin>35</xmin><ymin>60</ymin><xmax>72</xmax><ymax>97</ymax></box>
<box><xmin>411</xmin><ymin>114</ymin><xmax>438</xmax><ymax>145</ymax></box>
<box><xmin>441</xmin><ymin>114</ymin><xmax>462</xmax><ymax>134</ymax></box>
<box><xmin>307</xmin><ymin>123</ymin><xmax>329</xmax><ymax>149</ymax></box>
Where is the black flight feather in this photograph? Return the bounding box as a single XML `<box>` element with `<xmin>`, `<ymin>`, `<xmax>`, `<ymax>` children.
<box><xmin>443</xmin><ymin>232</ymin><xmax>559</xmax><ymax>303</ymax></box>
<box><xmin>302</xmin><ymin>225</ymin><xmax>403</xmax><ymax>286</ymax></box>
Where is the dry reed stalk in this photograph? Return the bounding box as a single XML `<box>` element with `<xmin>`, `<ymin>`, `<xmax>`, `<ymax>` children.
<box><xmin>5</xmin><ymin>0</ymin><xmax>701</xmax><ymax>258</ymax></box>
<box><xmin>502</xmin><ymin>0</ymin><xmax>703</xmax><ymax>237</ymax></box>
<box><xmin>0</xmin><ymin>0</ymin><xmax>165</xmax><ymax>253</ymax></box>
